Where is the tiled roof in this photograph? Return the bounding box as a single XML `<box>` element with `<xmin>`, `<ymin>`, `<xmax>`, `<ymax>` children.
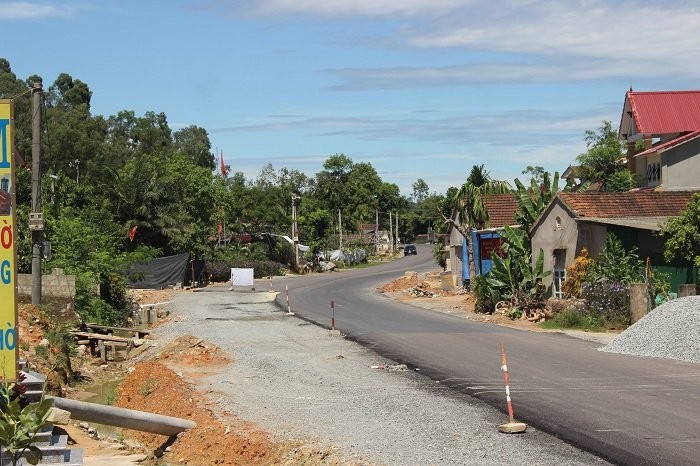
<box><xmin>558</xmin><ymin>191</ymin><xmax>696</xmax><ymax>218</ymax></box>
<box><xmin>634</xmin><ymin>130</ymin><xmax>700</xmax><ymax>157</ymax></box>
<box><xmin>626</xmin><ymin>90</ymin><xmax>700</xmax><ymax>135</ymax></box>
<box><xmin>482</xmin><ymin>194</ymin><xmax>519</xmax><ymax>228</ymax></box>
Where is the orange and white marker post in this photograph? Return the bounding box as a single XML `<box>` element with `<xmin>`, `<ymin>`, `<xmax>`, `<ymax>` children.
<box><xmin>285</xmin><ymin>284</ymin><xmax>295</xmax><ymax>316</ymax></box>
<box><xmin>331</xmin><ymin>300</ymin><xmax>336</xmax><ymax>330</ymax></box>
<box><xmin>498</xmin><ymin>343</ymin><xmax>527</xmax><ymax>433</ymax></box>
<box><xmin>329</xmin><ymin>300</ymin><xmax>341</xmax><ymax>335</ymax></box>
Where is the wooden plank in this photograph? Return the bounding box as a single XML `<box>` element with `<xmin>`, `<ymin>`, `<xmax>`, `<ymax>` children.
<box><xmin>84</xmin><ymin>323</ymin><xmax>151</xmax><ymax>336</ymax></box>
<box><xmin>70</xmin><ymin>331</ymin><xmax>132</xmax><ymax>343</ymax></box>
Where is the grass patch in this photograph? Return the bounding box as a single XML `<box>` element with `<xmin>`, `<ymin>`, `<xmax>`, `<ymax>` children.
<box><xmin>539</xmin><ymin>308</ymin><xmax>605</xmax><ymax>332</ymax></box>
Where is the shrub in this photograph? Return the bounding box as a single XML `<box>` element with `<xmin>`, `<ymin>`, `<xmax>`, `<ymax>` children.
<box><xmin>562</xmin><ymin>248</ymin><xmax>593</xmax><ymax>298</ymax></box>
<box><xmin>540</xmin><ymin>307</ymin><xmax>603</xmax><ymax>331</ymax></box>
<box><xmin>473</xmin><ymin>275</ymin><xmax>494</xmax><ymax>314</ymax></box>
<box><xmin>581</xmin><ymin>279</ymin><xmax>630</xmax><ymax>326</ymax></box>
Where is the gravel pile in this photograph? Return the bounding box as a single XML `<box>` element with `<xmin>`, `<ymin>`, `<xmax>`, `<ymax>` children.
<box><xmin>152</xmin><ymin>286</ymin><xmax>610</xmax><ymax>466</ymax></box>
<box><xmin>600</xmin><ymin>296</ymin><xmax>700</xmax><ymax>362</ymax></box>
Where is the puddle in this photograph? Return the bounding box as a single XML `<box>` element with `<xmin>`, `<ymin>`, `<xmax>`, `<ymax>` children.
<box><xmin>79</xmin><ymin>378</ymin><xmax>124</xmax><ymax>440</ymax></box>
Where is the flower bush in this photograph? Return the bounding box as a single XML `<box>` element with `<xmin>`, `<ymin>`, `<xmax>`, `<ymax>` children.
<box><xmin>581</xmin><ymin>279</ymin><xmax>631</xmax><ymax>326</ymax></box>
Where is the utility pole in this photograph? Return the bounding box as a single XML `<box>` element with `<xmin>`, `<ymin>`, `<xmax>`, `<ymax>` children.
<box><xmin>291</xmin><ymin>194</ymin><xmax>300</xmax><ymax>270</ymax></box>
<box><xmin>389</xmin><ymin>211</ymin><xmax>393</xmax><ymax>254</ymax></box>
<box><xmin>395</xmin><ymin>211</ymin><xmax>399</xmax><ymax>246</ymax></box>
<box><xmin>375</xmin><ymin>203</ymin><xmax>379</xmax><ymax>253</ymax></box>
<box><xmin>338</xmin><ymin>209</ymin><xmax>343</xmax><ymax>250</ymax></box>
<box><xmin>30</xmin><ymin>82</ymin><xmax>42</xmax><ymax>305</ymax></box>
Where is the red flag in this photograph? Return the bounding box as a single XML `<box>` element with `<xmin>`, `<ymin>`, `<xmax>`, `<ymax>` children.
<box><xmin>129</xmin><ymin>225</ymin><xmax>138</xmax><ymax>242</ymax></box>
<box><xmin>220</xmin><ymin>151</ymin><xmax>228</xmax><ymax>177</ymax></box>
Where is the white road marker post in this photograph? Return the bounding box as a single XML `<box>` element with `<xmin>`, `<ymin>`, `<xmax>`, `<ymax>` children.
<box><xmin>498</xmin><ymin>343</ymin><xmax>527</xmax><ymax>434</ymax></box>
<box><xmin>268</xmin><ymin>275</ymin><xmax>274</xmax><ymax>293</ymax></box>
<box><xmin>285</xmin><ymin>284</ymin><xmax>295</xmax><ymax>316</ymax></box>
<box><xmin>329</xmin><ymin>300</ymin><xmax>341</xmax><ymax>336</ymax></box>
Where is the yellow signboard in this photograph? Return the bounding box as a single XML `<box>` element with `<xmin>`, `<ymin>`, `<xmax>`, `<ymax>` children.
<box><xmin>0</xmin><ymin>100</ymin><xmax>18</xmax><ymax>380</ymax></box>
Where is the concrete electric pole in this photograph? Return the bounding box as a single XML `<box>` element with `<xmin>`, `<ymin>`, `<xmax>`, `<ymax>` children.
<box><xmin>30</xmin><ymin>82</ymin><xmax>43</xmax><ymax>305</ymax></box>
<box><xmin>291</xmin><ymin>194</ymin><xmax>300</xmax><ymax>270</ymax></box>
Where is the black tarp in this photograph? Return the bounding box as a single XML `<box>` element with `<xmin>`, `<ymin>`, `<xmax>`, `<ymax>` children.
<box><xmin>127</xmin><ymin>253</ymin><xmax>191</xmax><ymax>289</ymax></box>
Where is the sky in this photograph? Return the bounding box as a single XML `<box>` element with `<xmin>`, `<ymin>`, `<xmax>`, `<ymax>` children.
<box><xmin>2</xmin><ymin>0</ymin><xmax>700</xmax><ymax>197</ymax></box>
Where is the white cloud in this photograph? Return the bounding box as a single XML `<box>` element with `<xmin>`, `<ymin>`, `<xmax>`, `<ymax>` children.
<box><xmin>0</xmin><ymin>2</ymin><xmax>73</xmax><ymax>20</ymax></box>
<box><xmin>223</xmin><ymin>0</ymin><xmax>477</xmax><ymax>17</ymax></box>
<box><xmin>404</xmin><ymin>2</ymin><xmax>700</xmax><ymax>63</ymax></box>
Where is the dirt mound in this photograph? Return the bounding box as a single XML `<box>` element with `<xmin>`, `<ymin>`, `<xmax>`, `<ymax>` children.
<box><xmin>158</xmin><ymin>334</ymin><xmax>231</xmax><ymax>367</ymax></box>
<box><xmin>377</xmin><ymin>273</ymin><xmax>448</xmax><ymax>295</ymax></box>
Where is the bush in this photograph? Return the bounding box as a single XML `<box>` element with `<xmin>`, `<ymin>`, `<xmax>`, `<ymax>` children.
<box><xmin>562</xmin><ymin>248</ymin><xmax>593</xmax><ymax>298</ymax></box>
<box><xmin>581</xmin><ymin>279</ymin><xmax>630</xmax><ymax>326</ymax></box>
<box><xmin>540</xmin><ymin>307</ymin><xmax>603</xmax><ymax>331</ymax></box>
<box><xmin>473</xmin><ymin>275</ymin><xmax>494</xmax><ymax>314</ymax></box>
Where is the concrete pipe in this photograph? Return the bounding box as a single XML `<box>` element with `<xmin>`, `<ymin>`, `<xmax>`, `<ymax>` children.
<box><xmin>48</xmin><ymin>396</ymin><xmax>196</xmax><ymax>436</ymax></box>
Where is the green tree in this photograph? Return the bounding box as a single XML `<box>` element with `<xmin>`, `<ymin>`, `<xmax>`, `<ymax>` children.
<box><xmin>444</xmin><ymin>169</ymin><xmax>510</xmax><ymax>284</ymax></box>
<box><xmin>173</xmin><ymin>125</ymin><xmax>214</xmax><ymax>170</ymax></box>
<box><xmin>661</xmin><ymin>193</ymin><xmax>700</xmax><ymax>268</ymax></box>
<box><xmin>575</xmin><ymin>121</ymin><xmax>630</xmax><ymax>192</ymax></box>
<box><xmin>521</xmin><ymin>165</ymin><xmax>546</xmax><ymax>186</ymax></box>
<box><xmin>411</xmin><ymin>178</ymin><xmax>429</xmax><ymax>203</ymax></box>
<box><xmin>513</xmin><ymin>171</ymin><xmax>562</xmax><ymax>240</ymax></box>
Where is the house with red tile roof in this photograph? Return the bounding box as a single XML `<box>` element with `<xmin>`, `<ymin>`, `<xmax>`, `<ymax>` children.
<box><xmin>619</xmin><ymin>90</ymin><xmax>700</xmax><ymax>190</ymax></box>
<box><xmin>446</xmin><ymin>194</ymin><xmax>519</xmax><ymax>288</ymax></box>
<box><xmin>530</xmin><ymin>191</ymin><xmax>697</xmax><ymax>297</ymax></box>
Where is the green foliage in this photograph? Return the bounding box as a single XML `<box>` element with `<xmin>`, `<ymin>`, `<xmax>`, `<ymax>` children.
<box><xmin>0</xmin><ymin>378</ymin><xmax>54</xmax><ymax>466</ymax></box>
<box><xmin>606</xmin><ymin>169</ymin><xmax>636</xmax><ymax>192</ymax></box>
<box><xmin>485</xmin><ymin>226</ymin><xmax>550</xmax><ymax>311</ymax></box>
<box><xmin>586</xmin><ymin>234</ymin><xmax>643</xmax><ymax>284</ymax></box>
<box><xmin>539</xmin><ymin>308</ymin><xmax>603</xmax><ymax>331</ymax></box>
<box><xmin>581</xmin><ymin>280</ymin><xmax>631</xmax><ymax>327</ymax></box>
<box><xmin>661</xmin><ymin>193</ymin><xmax>700</xmax><ymax>269</ymax></box>
<box><xmin>575</xmin><ymin>121</ymin><xmax>627</xmax><ymax>191</ymax></box>
<box><xmin>432</xmin><ymin>241</ymin><xmax>447</xmax><ymax>270</ymax></box>
<box><xmin>472</xmin><ymin>275</ymin><xmax>495</xmax><ymax>314</ymax></box>
<box><xmin>514</xmin><ymin>171</ymin><xmax>561</xmax><ymax>238</ymax></box>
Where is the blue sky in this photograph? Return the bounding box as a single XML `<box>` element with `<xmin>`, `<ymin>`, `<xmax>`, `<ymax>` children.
<box><xmin>3</xmin><ymin>0</ymin><xmax>700</xmax><ymax>197</ymax></box>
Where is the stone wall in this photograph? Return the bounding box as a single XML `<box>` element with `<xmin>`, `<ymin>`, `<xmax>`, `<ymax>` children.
<box><xmin>17</xmin><ymin>268</ymin><xmax>76</xmax><ymax>299</ymax></box>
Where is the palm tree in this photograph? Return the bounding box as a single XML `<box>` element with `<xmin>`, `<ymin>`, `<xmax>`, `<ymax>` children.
<box><xmin>442</xmin><ymin>176</ymin><xmax>510</xmax><ymax>285</ymax></box>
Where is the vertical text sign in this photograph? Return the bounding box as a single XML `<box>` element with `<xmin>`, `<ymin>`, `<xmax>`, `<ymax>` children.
<box><xmin>0</xmin><ymin>100</ymin><xmax>18</xmax><ymax>379</ymax></box>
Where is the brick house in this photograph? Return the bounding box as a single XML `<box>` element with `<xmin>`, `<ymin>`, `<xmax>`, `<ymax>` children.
<box><xmin>530</xmin><ymin>191</ymin><xmax>696</xmax><ymax>297</ymax></box>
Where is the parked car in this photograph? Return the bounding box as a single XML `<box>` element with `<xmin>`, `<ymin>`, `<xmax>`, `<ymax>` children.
<box><xmin>403</xmin><ymin>244</ymin><xmax>417</xmax><ymax>256</ymax></box>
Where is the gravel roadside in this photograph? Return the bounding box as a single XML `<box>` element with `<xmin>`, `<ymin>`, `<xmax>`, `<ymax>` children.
<box><xmin>153</xmin><ymin>285</ymin><xmax>610</xmax><ymax>466</ymax></box>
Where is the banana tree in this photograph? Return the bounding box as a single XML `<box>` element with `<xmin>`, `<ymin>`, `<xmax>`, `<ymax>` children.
<box><xmin>485</xmin><ymin>225</ymin><xmax>550</xmax><ymax>315</ymax></box>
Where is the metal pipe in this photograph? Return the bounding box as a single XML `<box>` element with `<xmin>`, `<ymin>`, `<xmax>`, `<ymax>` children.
<box><xmin>48</xmin><ymin>396</ymin><xmax>196</xmax><ymax>436</ymax></box>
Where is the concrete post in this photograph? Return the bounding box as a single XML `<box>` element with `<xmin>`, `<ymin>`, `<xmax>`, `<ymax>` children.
<box><xmin>630</xmin><ymin>283</ymin><xmax>649</xmax><ymax>323</ymax></box>
<box><xmin>678</xmin><ymin>284</ymin><xmax>698</xmax><ymax>297</ymax></box>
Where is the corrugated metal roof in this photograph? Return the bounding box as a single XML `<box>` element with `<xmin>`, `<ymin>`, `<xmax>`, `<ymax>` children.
<box><xmin>634</xmin><ymin>130</ymin><xmax>700</xmax><ymax>157</ymax></box>
<box><xmin>628</xmin><ymin>90</ymin><xmax>700</xmax><ymax>135</ymax></box>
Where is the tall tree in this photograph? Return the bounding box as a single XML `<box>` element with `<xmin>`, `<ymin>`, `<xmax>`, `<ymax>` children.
<box><xmin>576</xmin><ymin>121</ymin><xmax>631</xmax><ymax>192</ymax></box>
<box><xmin>411</xmin><ymin>178</ymin><xmax>429</xmax><ymax>203</ymax></box>
<box><xmin>442</xmin><ymin>168</ymin><xmax>510</xmax><ymax>284</ymax></box>
<box><xmin>173</xmin><ymin>125</ymin><xmax>214</xmax><ymax>170</ymax></box>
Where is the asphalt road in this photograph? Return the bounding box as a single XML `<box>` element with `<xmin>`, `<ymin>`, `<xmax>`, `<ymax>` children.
<box><xmin>273</xmin><ymin>244</ymin><xmax>700</xmax><ymax>466</ymax></box>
